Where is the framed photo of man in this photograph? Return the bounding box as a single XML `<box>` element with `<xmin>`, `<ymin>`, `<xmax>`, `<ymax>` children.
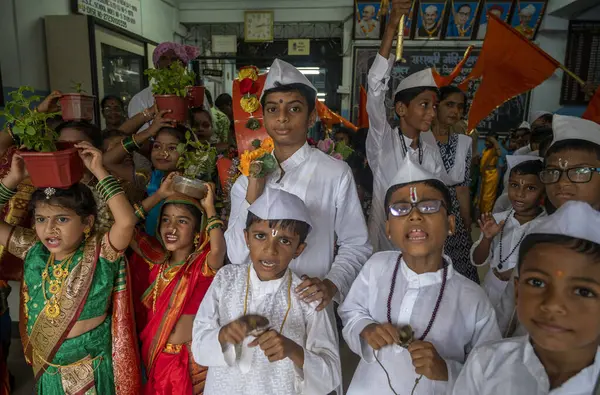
<box><xmin>445</xmin><ymin>1</ymin><xmax>481</xmax><ymax>39</ymax></box>
<box><xmin>385</xmin><ymin>1</ymin><xmax>417</xmax><ymax>38</ymax></box>
<box><xmin>415</xmin><ymin>0</ymin><xmax>447</xmax><ymax>40</ymax></box>
<box><xmin>354</xmin><ymin>1</ymin><xmax>383</xmax><ymax>40</ymax></box>
<box><xmin>510</xmin><ymin>1</ymin><xmax>547</xmax><ymax>40</ymax></box>
<box><xmin>476</xmin><ymin>0</ymin><xmax>513</xmax><ymax>39</ymax></box>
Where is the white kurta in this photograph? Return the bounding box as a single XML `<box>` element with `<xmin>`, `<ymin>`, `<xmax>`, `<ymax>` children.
<box><xmin>366</xmin><ymin>54</ymin><xmax>446</xmax><ymax>252</ymax></box>
<box><xmin>128</xmin><ymin>86</ymin><xmax>154</xmax><ymax>131</ymax></box>
<box><xmin>470</xmin><ymin>209</ymin><xmax>547</xmax><ymax>334</ymax></box>
<box><xmin>338</xmin><ymin>252</ymin><xmax>501</xmax><ymax>395</ymax></box>
<box><xmin>225</xmin><ymin>143</ymin><xmax>372</xmax><ymax>302</ymax></box>
<box><xmin>452</xmin><ymin>336</ymin><xmax>600</xmax><ymax>395</ymax></box>
<box><xmin>192</xmin><ymin>264</ymin><xmax>341</xmax><ymax>395</ymax></box>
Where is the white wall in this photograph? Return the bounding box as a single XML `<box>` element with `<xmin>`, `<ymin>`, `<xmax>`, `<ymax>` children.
<box><xmin>0</xmin><ymin>0</ymin><xmax>183</xmax><ymax>93</ymax></box>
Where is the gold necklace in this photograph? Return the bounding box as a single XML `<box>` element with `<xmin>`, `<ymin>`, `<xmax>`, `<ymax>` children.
<box><xmin>41</xmin><ymin>252</ymin><xmax>76</xmax><ymax>319</ymax></box>
<box><xmin>243</xmin><ymin>264</ymin><xmax>292</xmax><ymax>334</ymax></box>
<box><xmin>152</xmin><ymin>258</ymin><xmax>186</xmax><ymax>312</ymax></box>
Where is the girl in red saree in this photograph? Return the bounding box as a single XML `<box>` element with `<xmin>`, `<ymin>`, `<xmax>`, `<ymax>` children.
<box><xmin>129</xmin><ymin>173</ymin><xmax>226</xmax><ymax>394</ymax></box>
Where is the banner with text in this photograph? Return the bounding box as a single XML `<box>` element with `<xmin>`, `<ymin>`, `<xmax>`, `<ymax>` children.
<box><xmin>77</xmin><ymin>0</ymin><xmax>142</xmax><ymax>36</ymax></box>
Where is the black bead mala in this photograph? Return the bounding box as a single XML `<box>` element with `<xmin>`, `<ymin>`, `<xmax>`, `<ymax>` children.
<box><xmin>498</xmin><ymin>209</ymin><xmax>526</xmax><ymax>270</ymax></box>
<box><xmin>399</xmin><ymin>133</ymin><xmax>423</xmax><ymax>165</ymax></box>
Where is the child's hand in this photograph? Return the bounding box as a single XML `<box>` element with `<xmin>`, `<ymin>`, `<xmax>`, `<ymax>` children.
<box><xmin>157</xmin><ymin>172</ymin><xmax>177</xmax><ymax>199</ymax></box>
<box><xmin>248</xmin><ymin>330</ymin><xmax>304</xmax><ymax>365</ymax></box>
<box><xmin>360</xmin><ymin>323</ymin><xmax>400</xmax><ymax>350</ymax></box>
<box><xmin>200</xmin><ymin>182</ymin><xmax>216</xmax><ymax>213</ymax></box>
<box><xmin>295</xmin><ymin>276</ymin><xmax>337</xmax><ymax>311</ymax></box>
<box><xmin>4</xmin><ymin>154</ymin><xmax>29</xmax><ymax>188</ymax></box>
<box><xmin>478</xmin><ymin>213</ymin><xmax>505</xmax><ymax>240</ymax></box>
<box><xmin>389</xmin><ymin>0</ymin><xmax>411</xmax><ymax>25</ymax></box>
<box><xmin>408</xmin><ymin>340</ymin><xmax>448</xmax><ymax>381</ymax></box>
<box><xmin>36</xmin><ymin>91</ymin><xmax>62</xmax><ymax>113</ymax></box>
<box><xmin>147</xmin><ymin>110</ymin><xmax>176</xmax><ymax>136</ymax></box>
<box><xmin>76</xmin><ymin>142</ymin><xmax>106</xmax><ymax>178</ymax></box>
<box><xmin>218</xmin><ymin>318</ymin><xmax>249</xmax><ymax>346</ymax></box>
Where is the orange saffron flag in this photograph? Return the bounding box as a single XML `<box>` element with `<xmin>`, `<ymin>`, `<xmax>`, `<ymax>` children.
<box><xmin>459</xmin><ymin>14</ymin><xmax>559</xmax><ymax>131</ymax></box>
<box><xmin>583</xmin><ymin>86</ymin><xmax>600</xmax><ymax>124</ymax></box>
<box><xmin>316</xmin><ymin>100</ymin><xmax>358</xmax><ymax>132</ymax></box>
<box><xmin>358</xmin><ymin>85</ymin><xmax>369</xmax><ymax>129</ymax></box>
<box><xmin>433</xmin><ymin>46</ymin><xmax>473</xmax><ymax>87</ymax></box>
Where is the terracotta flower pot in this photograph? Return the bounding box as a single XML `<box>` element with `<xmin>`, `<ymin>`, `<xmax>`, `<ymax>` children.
<box><xmin>59</xmin><ymin>94</ymin><xmax>96</xmax><ymax>121</ymax></box>
<box><xmin>187</xmin><ymin>86</ymin><xmax>205</xmax><ymax>109</ymax></box>
<box><xmin>17</xmin><ymin>142</ymin><xmax>84</xmax><ymax>188</ymax></box>
<box><xmin>154</xmin><ymin>95</ymin><xmax>188</xmax><ymax>123</ymax></box>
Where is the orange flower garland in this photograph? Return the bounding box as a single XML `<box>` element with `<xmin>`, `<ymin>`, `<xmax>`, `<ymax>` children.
<box><xmin>238</xmin><ymin>137</ymin><xmax>276</xmax><ymax>178</ymax></box>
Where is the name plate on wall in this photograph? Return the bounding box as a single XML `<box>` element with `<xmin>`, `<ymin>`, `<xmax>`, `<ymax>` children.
<box><xmin>288</xmin><ymin>39</ymin><xmax>310</xmax><ymax>55</ymax></box>
<box><xmin>76</xmin><ymin>0</ymin><xmax>142</xmax><ymax>35</ymax></box>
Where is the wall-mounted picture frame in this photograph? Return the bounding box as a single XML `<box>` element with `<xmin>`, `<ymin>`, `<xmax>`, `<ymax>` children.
<box><xmin>383</xmin><ymin>1</ymin><xmax>417</xmax><ymax>39</ymax></box>
<box><xmin>415</xmin><ymin>0</ymin><xmax>447</xmax><ymax>40</ymax></box>
<box><xmin>476</xmin><ymin>0</ymin><xmax>514</xmax><ymax>39</ymax></box>
<box><xmin>354</xmin><ymin>1</ymin><xmax>383</xmax><ymax>40</ymax></box>
<box><xmin>510</xmin><ymin>0</ymin><xmax>547</xmax><ymax>40</ymax></box>
<box><xmin>445</xmin><ymin>0</ymin><xmax>481</xmax><ymax>39</ymax></box>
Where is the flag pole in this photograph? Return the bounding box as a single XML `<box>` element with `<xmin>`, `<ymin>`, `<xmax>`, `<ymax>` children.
<box><xmin>557</xmin><ymin>63</ymin><xmax>586</xmax><ymax>87</ymax></box>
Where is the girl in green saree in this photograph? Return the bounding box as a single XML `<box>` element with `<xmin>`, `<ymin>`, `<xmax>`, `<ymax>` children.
<box><xmin>0</xmin><ymin>142</ymin><xmax>141</xmax><ymax>394</ymax></box>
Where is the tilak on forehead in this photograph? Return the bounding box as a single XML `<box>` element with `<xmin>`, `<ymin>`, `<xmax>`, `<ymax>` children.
<box><xmin>410</xmin><ymin>187</ymin><xmax>418</xmax><ymax>203</ymax></box>
<box><xmin>558</xmin><ymin>158</ymin><xmax>568</xmax><ymax>170</ymax></box>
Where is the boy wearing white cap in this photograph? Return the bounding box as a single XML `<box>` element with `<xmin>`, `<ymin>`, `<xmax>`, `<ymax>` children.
<box><xmin>540</xmin><ymin>115</ymin><xmax>600</xmax><ymax>211</ymax></box>
<box><xmin>339</xmin><ymin>156</ymin><xmax>500</xmax><ymax>395</ymax></box>
<box><xmin>225</xmin><ymin>58</ymin><xmax>371</xmax><ymax>310</ymax></box>
<box><xmin>192</xmin><ymin>188</ymin><xmax>340</xmax><ymax>395</ymax></box>
<box><xmin>367</xmin><ymin>0</ymin><xmax>446</xmax><ymax>252</ymax></box>
<box><xmin>472</xmin><ymin>156</ymin><xmax>546</xmax><ymax>334</ymax></box>
<box><xmin>453</xmin><ymin>201</ymin><xmax>600</xmax><ymax>394</ymax></box>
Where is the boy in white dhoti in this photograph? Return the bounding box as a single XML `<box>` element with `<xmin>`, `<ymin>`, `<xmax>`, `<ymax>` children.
<box><xmin>367</xmin><ymin>1</ymin><xmax>446</xmax><ymax>252</ymax></box>
<box><xmin>192</xmin><ymin>188</ymin><xmax>340</xmax><ymax>395</ymax></box>
<box><xmin>339</xmin><ymin>156</ymin><xmax>500</xmax><ymax>395</ymax></box>
<box><xmin>471</xmin><ymin>156</ymin><xmax>546</xmax><ymax>335</ymax></box>
<box><xmin>453</xmin><ymin>201</ymin><xmax>600</xmax><ymax>394</ymax></box>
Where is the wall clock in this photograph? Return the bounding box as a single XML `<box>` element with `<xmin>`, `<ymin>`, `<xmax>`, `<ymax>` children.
<box><xmin>244</xmin><ymin>11</ymin><xmax>274</xmax><ymax>42</ymax></box>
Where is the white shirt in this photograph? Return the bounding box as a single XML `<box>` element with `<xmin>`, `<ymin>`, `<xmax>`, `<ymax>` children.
<box><xmin>192</xmin><ymin>264</ymin><xmax>341</xmax><ymax>395</ymax></box>
<box><xmin>452</xmin><ymin>336</ymin><xmax>600</xmax><ymax>395</ymax></box>
<box><xmin>470</xmin><ymin>209</ymin><xmax>547</xmax><ymax>334</ymax></box>
<box><xmin>338</xmin><ymin>252</ymin><xmax>501</xmax><ymax>395</ymax></box>
<box><xmin>225</xmin><ymin>143</ymin><xmax>372</xmax><ymax>302</ymax></box>
<box><xmin>422</xmin><ymin>131</ymin><xmax>472</xmax><ymax>185</ymax></box>
<box><xmin>514</xmin><ymin>145</ymin><xmax>533</xmax><ymax>156</ymax></box>
<box><xmin>366</xmin><ymin>54</ymin><xmax>446</xmax><ymax>252</ymax></box>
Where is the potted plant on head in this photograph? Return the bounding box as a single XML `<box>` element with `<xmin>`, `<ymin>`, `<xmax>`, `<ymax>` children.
<box><xmin>59</xmin><ymin>82</ymin><xmax>95</xmax><ymax>121</ymax></box>
<box><xmin>145</xmin><ymin>62</ymin><xmax>195</xmax><ymax>124</ymax></box>
<box><xmin>0</xmin><ymin>86</ymin><xmax>84</xmax><ymax>188</ymax></box>
<box><xmin>174</xmin><ymin>130</ymin><xmax>218</xmax><ymax>199</ymax></box>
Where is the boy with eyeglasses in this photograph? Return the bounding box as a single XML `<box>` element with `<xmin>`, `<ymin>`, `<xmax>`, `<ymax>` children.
<box><xmin>339</xmin><ymin>156</ymin><xmax>500</xmax><ymax>394</ymax></box>
<box><xmin>539</xmin><ymin>115</ymin><xmax>600</xmax><ymax>211</ymax></box>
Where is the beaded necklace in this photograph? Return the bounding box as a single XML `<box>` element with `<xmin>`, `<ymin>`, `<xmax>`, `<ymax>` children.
<box><xmin>243</xmin><ymin>264</ymin><xmax>292</xmax><ymax>334</ymax></box>
<box><xmin>376</xmin><ymin>253</ymin><xmax>448</xmax><ymax>395</ymax></box>
<box><xmin>498</xmin><ymin>209</ymin><xmax>527</xmax><ymax>269</ymax></box>
<box><xmin>400</xmin><ymin>134</ymin><xmax>423</xmax><ymax>165</ymax></box>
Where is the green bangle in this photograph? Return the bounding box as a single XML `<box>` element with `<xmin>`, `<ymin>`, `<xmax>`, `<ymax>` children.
<box><xmin>121</xmin><ymin>136</ymin><xmax>140</xmax><ymax>154</ymax></box>
<box><xmin>207</xmin><ymin>222</ymin><xmax>224</xmax><ymax>232</ymax></box>
<box><xmin>0</xmin><ymin>181</ymin><xmax>16</xmax><ymax>205</ymax></box>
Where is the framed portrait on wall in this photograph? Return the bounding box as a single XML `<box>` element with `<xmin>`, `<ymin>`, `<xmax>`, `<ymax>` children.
<box><xmin>476</xmin><ymin>0</ymin><xmax>513</xmax><ymax>39</ymax></box>
<box><xmin>510</xmin><ymin>1</ymin><xmax>547</xmax><ymax>40</ymax></box>
<box><xmin>354</xmin><ymin>1</ymin><xmax>383</xmax><ymax>40</ymax></box>
<box><xmin>445</xmin><ymin>1</ymin><xmax>481</xmax><ymax>39</ymax></box>
<box><xmin>415</xmin><ymin>0</ymin><xmax>447</xmax><ymax>40</ymax></box>
<box><xmin>384</xmin><ymin>1</ymin><xmax>417</xmax><ymax>39</ymax></box>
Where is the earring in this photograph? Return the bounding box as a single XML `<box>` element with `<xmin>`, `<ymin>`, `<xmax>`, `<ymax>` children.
<box><xmin>84</xmin><ymin>228</ymin><xmax>91</xmax><ymax>239</ymax></box>
<box><xmin>388</xmin><ymin>234</ymin><xmax>392</xmax><ymax>240</ymax></box>
<box><xmin>448</xmin><ymin>230</ymin><xmax>453</xmax><ymax>236</ymax></box>
<box><xmin>193</xmin><ymin>233</ymin><xmax>200</xmax><ymax>248</ymax></box>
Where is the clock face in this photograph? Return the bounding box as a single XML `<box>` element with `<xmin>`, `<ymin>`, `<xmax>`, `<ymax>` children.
<box><xmin>245</xmin><ymin>11</ymin><xmax>274</xmax><ymax>42</ymax></box>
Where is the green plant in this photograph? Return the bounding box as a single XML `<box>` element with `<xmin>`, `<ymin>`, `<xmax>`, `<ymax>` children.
<box><xmin>145</xmin><ymin>62</ymin><xmax>195</xmax><ymax>98</ymax></box>
<box><xmin>71</xmin><ymin>81</ymin><xmax>86</xmax><ymax>93</ymax></box>
<box><xmin>176</xmin><ymin>130</ymin><xmax>217</xmax><ymax>181</ymax></box>
<box><xmin>0</xmin><ymin>86</ymin><xmax>61</xmax><ymax>152</ymax></box>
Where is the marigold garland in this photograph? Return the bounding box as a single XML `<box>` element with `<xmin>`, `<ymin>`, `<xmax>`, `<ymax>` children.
<box><xmin>238</xmin><ymin>137</ymin><xmax>277</xmax><ymax>178</ymax></box>
<box><xmin>238</xmin><ymin>66</ymin><xmax>259</xmax><ymax>81</ymax></box>
<box><xmin>240</xmin><ymin>96</ymin><xmax>260</xmax><ymax>114</ymax></box>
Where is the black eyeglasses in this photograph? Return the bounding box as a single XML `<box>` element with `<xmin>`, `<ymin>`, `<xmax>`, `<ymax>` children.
<box><xmin>388</xmin><ymin>200</ymin><xmax>446</xmax><ymax>217</ymax></box>
<box><xmin>539</xmin><ymin>167</ymin><xmax>600</xmax><ymax>184</ymax></box>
